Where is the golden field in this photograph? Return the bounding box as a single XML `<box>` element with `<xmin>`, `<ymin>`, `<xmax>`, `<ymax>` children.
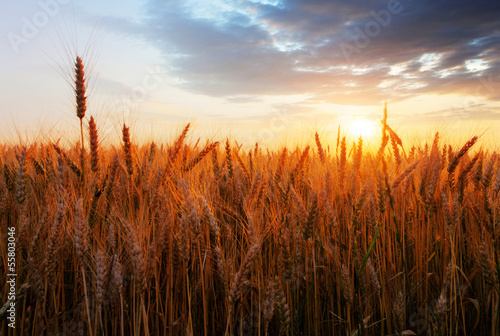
<box><xmin>1</xmin><ymin>58</ymin><xmax>500</xmax><ymax>336</ymax></box>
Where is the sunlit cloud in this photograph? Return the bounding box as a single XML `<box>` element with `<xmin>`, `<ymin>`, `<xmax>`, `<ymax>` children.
<box><xmin>1</xmin><ymin>0</ymin><xmax>500</xmax><ymax>143</ymax></box>
<box><xmin>465</xmin><ymin>59</ymin><xmax>489</xmax><ymax>74</ymax></box>
<box><xmin>98</xmin><ymin>0</ymin><xmax>499</xmax><ymax>108</ymax></box>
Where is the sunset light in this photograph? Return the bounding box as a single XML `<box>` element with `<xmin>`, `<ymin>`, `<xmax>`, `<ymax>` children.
<box><xmin>1</xmin><ymin>1</ymin><xmax>500</xmax><ymax>335</ymax></box>
<box><xmin>349</xmin><ymin>118</ymin><xmax>376</xmax><ymax>138</ymax></box>
<box><xmin>1</xmin><ymin>1</ymin><xmax>499</xmax><ymax>144</ymax></box>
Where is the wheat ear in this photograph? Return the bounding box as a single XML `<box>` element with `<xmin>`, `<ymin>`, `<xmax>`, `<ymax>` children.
<box><xmin>89</xmin><ymin>116</ymin><xmax>99</xmax><ymax>174</ymax></box>
<box><xmin>447</xmin><ymin>136</ymin><xmax>478</xmax><ymax>174</ymax></box>
<box><xmin>75</xmin><ymin>56</ymin><xmax>87</xmax><ymax>184</ymax></box>
<box><xmin>122</xmin><ymin>124</ymin><xmax>133</xmax><ymax>176</ymax></box>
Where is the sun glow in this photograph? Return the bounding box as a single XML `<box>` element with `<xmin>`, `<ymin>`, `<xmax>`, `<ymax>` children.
<box><xmin>349</xmin><ymin>118</ymin><xmax>376</xmax><ymax>138</ymax></box>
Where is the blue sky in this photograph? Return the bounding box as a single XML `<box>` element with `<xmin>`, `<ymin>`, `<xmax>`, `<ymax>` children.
<box><xmin>1</xmin><ymin>0</ymin><xmax>500</xmax><ymax>146</ymax></box>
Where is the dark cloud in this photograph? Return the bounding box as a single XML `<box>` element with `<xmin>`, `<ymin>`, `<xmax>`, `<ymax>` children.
<box><xmin>103</xmin><ymin>0</ymin><xmax>500</xmax><ymax>107</ymax></box>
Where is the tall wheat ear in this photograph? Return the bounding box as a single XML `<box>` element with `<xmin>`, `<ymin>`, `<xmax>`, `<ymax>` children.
<box><xmin>75</xmin><ymin>56</ymin><xmax>87</xmax><ymax>186</ymax></box>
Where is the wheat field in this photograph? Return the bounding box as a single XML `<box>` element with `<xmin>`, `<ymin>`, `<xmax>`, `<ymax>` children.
<box><xmin>1</xmin><ymin>57</ymin><xmax>500</xmax><ymax>336</ymax></box>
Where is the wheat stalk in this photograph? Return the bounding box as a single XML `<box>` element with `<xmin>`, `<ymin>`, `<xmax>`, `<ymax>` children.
<box><xmin>184</xmin><ymin>141</ymin><xmax>219</xmax><ymax>172</ymax></box>
<box><xmin>75</xmin><ymin>56</ymin><xmax>87</xmax><ymax>186</ymax></box>
<box><xmin>89</xmin><ymin>116</ymin><xmax>99</xmax><ymax>174</ymax></box>
<box><xmin>448</xmin><ymin>136</ymin><xmax>478</xmax><ymax>174</ymax></box>
<box><xmin>122</xmin><ymin>124</ymin><xmax>133</xmax><ymax>176</ymax></box>
<box><xmin>74</xmin><ymin>198</ymin><xmax>89</xmax><ymax>261</ymax></box>
<box><xmin>315</xmin><ymin>132</ymin><xmax>325</xmax><ymax>164</ymax></box>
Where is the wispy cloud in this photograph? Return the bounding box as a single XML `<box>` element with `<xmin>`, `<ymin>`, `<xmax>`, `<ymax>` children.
<box><xmin>99</xmin><ymin>0</ymin><xmax>500</xmax><ymax>108</ymax></box>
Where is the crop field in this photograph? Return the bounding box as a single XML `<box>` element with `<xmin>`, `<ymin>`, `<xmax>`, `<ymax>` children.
<box><xmin>1</xmin><ymin>57</ymin><xmax>500</xmax><ymax>336</ymax></box>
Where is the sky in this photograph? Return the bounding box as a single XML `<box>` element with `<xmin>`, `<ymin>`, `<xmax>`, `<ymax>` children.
<box><xmin>1</xmin><ymin>0</ymin><xmax>500</xmax><ymax>147</ymax></box>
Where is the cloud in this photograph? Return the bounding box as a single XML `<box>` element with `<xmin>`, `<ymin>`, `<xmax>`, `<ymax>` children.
<box><xmin>225</xmin><ymin>95</ymin><xmax>263</xmax><ymax>103</ymax></box>
<box><xmin>101</xmin><ymin>0</ymin><xmax>500</xmax><ymax>108</ymax></box>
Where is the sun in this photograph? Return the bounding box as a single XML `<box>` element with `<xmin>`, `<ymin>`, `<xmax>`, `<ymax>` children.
<box><xmin>349</xmin><ymin>118</ymin><xmax>376</xmax><ymax>138</ymax></box>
